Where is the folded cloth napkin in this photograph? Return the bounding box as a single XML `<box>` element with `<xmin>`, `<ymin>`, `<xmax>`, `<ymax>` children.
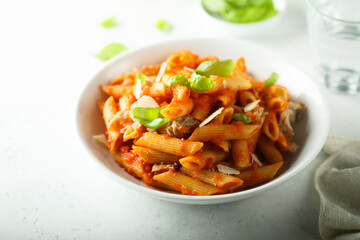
<box><xmin>315</xmin><ymin>136</ymin><xmax>360</xmax><ymax>240</ymax></box>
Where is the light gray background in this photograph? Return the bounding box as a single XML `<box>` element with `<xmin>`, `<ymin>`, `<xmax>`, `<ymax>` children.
<box><xmin>1</xmin><ymin>0</ymin><xmax>360</xmax><ymax>239</ymax></box>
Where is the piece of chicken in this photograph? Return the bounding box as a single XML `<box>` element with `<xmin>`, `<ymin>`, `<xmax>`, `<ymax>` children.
<box><xmin>164</xmin><ymin>116</ymin><xmax>200</xmax><ymax>139</ymax></box>
<box><xmin>279</xmin><ymin>101</ymin><xmax>304</xmax><ymax>139</ymax></box>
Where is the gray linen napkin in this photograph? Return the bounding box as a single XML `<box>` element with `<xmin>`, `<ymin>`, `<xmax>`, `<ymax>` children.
<box><xmin>315</xmin><ymin>136</ymin><xmax>360</xmax><ymax>240</ymax></box>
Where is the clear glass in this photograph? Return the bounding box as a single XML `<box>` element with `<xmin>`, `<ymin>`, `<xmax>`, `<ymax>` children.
<box><xmin>306</xmin><ymin>0</ymin><xmax>360</xmax><ymax>94</ymax></box>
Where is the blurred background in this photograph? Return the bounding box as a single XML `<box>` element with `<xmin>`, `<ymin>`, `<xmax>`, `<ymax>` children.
<box><xmin>0</xmin><ymin>0</ymin><xmax>359</xmax><ymax>239</ymax></box>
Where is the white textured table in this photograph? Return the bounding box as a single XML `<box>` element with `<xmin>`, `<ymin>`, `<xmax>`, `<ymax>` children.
<box><xmin>1</xmin><ymin>0</ymin><xmax>359</xmax><ymax>239</ymax></box>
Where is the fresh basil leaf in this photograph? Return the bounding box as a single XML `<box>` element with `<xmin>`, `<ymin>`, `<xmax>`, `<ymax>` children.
<box><xmin>155</xmin><ymin>19</ymin><xmax>171</xmax><ymax>32</ymax></box>
<box><xmin>233</xmin><ymin>113</ymin><xmax>252</xmax><ymax>123</ymax></box>
<box><xmin>168</xmin><ymin>75</ymin><xmax>190</xmax><ymax>87</ymax></box>
<box><xmin>196</xmin><ymin>59</ymin><xmax>236</xmax><ymax>77</ymax></box>
<box><xmin>132</xmin><ymin>107</ymin><xmax>170</xmax><ymax>129</ymax></box>
<box><xmin>96</xmin><ymin>43</ymin><xmax>127</xmax><ymax>61</ymax></box>
<box><xmin>264</xmin><ymin>72</ymin><xmax>279</xmax><ymax>87</ymax></box>
<box><xmin>135</xmin><ymin>73</ymin><xmax>147</xmax><ymax>85</ymax></box>
<box><xmin>188</xmin><ymin>75</ymin><xmax>216</xmax><ymax>92</ymax></box>
<box><xmin>204</xmin><ymin>0</ymin><xmax>278</xmax><ymax>23</ymax></box>
<box><xmin>101</xmin><ymin>17</ymin><xmax>117</xmax><ymax>28</ymax></box>
<box><xmin>225</xmin><ymin>0</ymin><xmax>248</xmax><ymax>8</ymax></box>
<box><xmin>249</xmin><ymin>0</ymin><xmax>268</xmax><ymax>6</ymax></box>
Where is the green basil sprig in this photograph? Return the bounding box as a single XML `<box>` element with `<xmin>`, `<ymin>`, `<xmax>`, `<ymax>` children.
<box><xmin>233</xmin><ymin>113</ymin><xmax>252</xmax><ymax>123</ymax></box>
<box><xmin>135</xmin><ymin>72</ymin><xmax>147</xmax><ymax>85</ymax></box>
<box><xmin>195</xmin><ymin>59</ymin><xmax>236</xmax><ymax>77</ymax></box>
<box><xmin>168</xmin><ymin>74</ymin><xmax>216</xmax><ymax>92</ymax></box>
<box><xmin>264</xmin><ymin>72</ymin><xmax>279</xmax><ymax>87</ymax></box>
<box><xmin>132</xmin><ymin>107</ymin><xmax>170</xmax><ymax>129</ymax></box>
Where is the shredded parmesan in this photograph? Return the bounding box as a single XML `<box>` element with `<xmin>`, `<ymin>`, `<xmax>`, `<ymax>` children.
<box><xmin>217</xmin><ymin>164</ymin><xmax>240</xmax><ymax>175</ymax></box>
<box><xmin>199</xmin><ymin>107</ymin><xmax>224</xmax><ymax>128</ymax></box>
<box><xmin>183</xmin><ymin>66</ymin><xmax>195</xmax><ymax>72</ymax></box>
<box><xmin>155</xmin><ymin>62</ymin><xmax>167</xmax><ymax>82</ymax></box>
<box><xmin>251</xmin><ymin>153</ymin><xmax>263</xmax><ymax>167</ymax></box>
<box><xmin>190</xmin><ymin>72</ymin><xmax>197</xmax><ymax>78</ymax></box>
<box><xmin>92</xmin><ymin>134</ymin><xmax>107</xmax><ymax>148</ymax></box>
<box><xmin>134</xmin><ymin>80</ymin><xmax>142</xmax><ymax>99</ymax></box>
<box><xmin>244</xmin><ymin>100</ymin><xmax>260</xmax><ymax>112</ymax></box>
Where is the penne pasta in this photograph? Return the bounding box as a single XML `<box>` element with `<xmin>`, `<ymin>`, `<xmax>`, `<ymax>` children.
<box><xmin>238</xmin><ymin>91</ymin><xmax>257</xmax><ymax>107</ymax></box>
<box><xmin>266</xmin><ymin>97</ymin><xmax>288</xmax><ymax>112</ymax></box>
<box><xmin>179</xmin><ymin>148</ymin><xmax>228</xmax><ymax>170</ymax></box>
<box><xmin>221</xmin><ymin>76</ymin><xmax>252</xmax><ymax>91</ymax></box>
<box><xmin>111</xmin><ymin>150</ymin><xmax>153</xmax><ymax>185</ymax></box>
<box><xmin>153</xmin><ymin>170</ymin><xmax>222</xmax><ymax>196</ymax></box>
<box><xmin>132</xmin><ymin>146</ymin><xmax>180</xmax><ymax>164</ymax></box>
<box><xmin>262</xmin><ymin>112</ymin><xmax>279</xmax><ymax>141</ymax></box>
<box><xmin>180</xmin><ymin>167</ymin><xmax>243</xmax><ymax>190</ymax></box>
<box><xmin>257</xmin><ymin>135</ymin><xmax>283</xmax><ymax>163</ymax></box>
<box><xmin>134</xmin><ymin>132</ymin><xmax>203</xmax><ymax>157</ymax></box>
<box><xmin>232</xmin><ymin>139</ymin><xmax>251</xmax><ymax>168</ymax></box>
<box><xmin>191</xmin><ymin>95</ymin><xmax>214</xmax><ymax>121</ymax></box>
<box><xmin>189</xmin><ymin>124</ymin><xmax>260</xmax><ymax>141</ymax></box>
<box><xmin>236</xmin><ymin>162</ymin><xmax>283</xmax><ymax>188</ymax></box>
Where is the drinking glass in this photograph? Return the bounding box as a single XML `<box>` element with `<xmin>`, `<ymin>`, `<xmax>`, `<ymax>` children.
<box><xmin>306</xmin><ymin>0</ymin><xmax>360</xmax><ymax>94</ymax></box>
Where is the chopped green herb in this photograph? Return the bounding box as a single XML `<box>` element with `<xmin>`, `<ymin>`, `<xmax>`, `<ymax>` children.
<box><xmin>96</xmin><ymin>43</ymin><xmax>127</xmax><ymax>61</ymax></box>
<box><xmin>167</xmin><ymin>74</ymin><xmax>216</xmax><ymax>92</ymax></box>
<box><xmin>233</xmin><ymin>113</ymin><xmax>252</xmax><ymax>123</ymax></box>
<box><xmin>156</xmin><ymin>19</ymin><xmax>172</xmax><ymax>32</ymax></box>
<box><xmin>135</xmin><ymin>73</ymin><xmax>147</xmax><ymax>85</ymax></box>
<box><xmin>196</xmin><ymin>59</ymin><xmax>236</xmax><ymax>77</ymax></box>
<box><xmin>264</xmin><ymin>72</ymin><xmax>279</xmax><ymax>87</ymax></box>
<box><xmin>101</xmin><ymin>17</ymin><xmax>117</xmax><ymax>28</ymax></box>
<box><xmin>188</xmin><ymin>75</ymin><xmax>216</xmax><ymax>92</ymax></box>
<box><xmin>168</xmin><ymin>75</ymin><xmax>190</xmax><ymax>87</ymax></box>
<box><xmin>132</xmin><ymin>107</ymin><xmax>170</xmax><ymax>129</ymax></box>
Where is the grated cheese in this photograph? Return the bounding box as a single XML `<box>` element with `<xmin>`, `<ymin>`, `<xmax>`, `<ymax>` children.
<box><xmin>155</xmin><ymin>62</ymin><xmax>167</xmax><ymax>82</ymax></box>
<box><xmin>134</xmin><ymin>80</ymin><xmax>142</xmax><ymax>99</ymax></box>
<box><xmin>199</xmin><ymin>107</ymin><xmax>224</xmax><ymax>128</ymax></box>
<box><xmin>244</xmin><ymin>100</ymin><xmax>260</xmax><ymax>112</ymax></box>
<box><xmin>217</xmin><ymin>164</ymin><xmax>240</xmax><ymax>175</ymax></box>
<box><xmin>251</xmin><ymin>153</ymin><xmax>263</xmax><ymax>167</ymax></box>
<box><xmin>183</xmin><ymin>66</ymin><xmax>195</xmax><ymax>72</ymax></box>
<box><xmin>92</xmin><ymin>134</ymin><xmax>107</xmax><ymax>148</ymax></box>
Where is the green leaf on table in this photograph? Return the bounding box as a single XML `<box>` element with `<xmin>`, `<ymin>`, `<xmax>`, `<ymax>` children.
<box><xmin>233</xmin><ymin>113</ymin><xmax>252</xmax><ymax>123</ymax></box>
<box><xmin>101</xmin><ymin>17</ymin><xmax>117</xmax><ymax>28</ymax></box>
<box><xmin>135</xmin><ymin>72</ymin><xmax>147</xmax><ymax>85</ymax></box>
<box><xmin>96</xmin><ymin>43</ymin><xmax>127</xmax><ymax>61</ymax></box>
<box><xmin>264</xmin><ymin>72</ymin><xmax>279</xmax><ymax>87</ymax></box>
<box><xmin>168</xmin><ymin>75</ymin><xmax>190</xmax><ymax>87</ymax></box>
<box><xmin>225</xmin><ymin>0</ymin><xmax>248</xmax><ymax>8</ymax></box>
<box><xmin>196</xmin><ymin>59</ymin><xmax>236</xmax><ymax>77</ymax></box>
<box><xmin>155</xmin><ymin>19</ymin><xmax>172</xmax><ymax>32</ymax></box>
<box><xmin>132</xmin><ymin>107</ymin><xmax>170</xmax><ymax>129</ymax></box>
<box><xmin>188</xmin><ymin>75</ymin><xmax>216</xmax><ymax>92</ymax></box>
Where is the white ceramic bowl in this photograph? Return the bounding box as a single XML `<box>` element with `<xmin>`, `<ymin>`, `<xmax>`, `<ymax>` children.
<box><xmin>76</xmin><ymin>38</ymin><xmax>329</xmax><ymax>205</ymax></box>
<box><xmin>197</xmin><ymin>0</ymin><xmax>287</xmax><ymax>36</ymax></box>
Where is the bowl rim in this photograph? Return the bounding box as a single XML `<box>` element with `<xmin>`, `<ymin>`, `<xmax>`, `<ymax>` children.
<box><xmin>76</xmin><ymin>37</ymin><xmax>330</xmax><ymax>204</ymax></box>
<box><xmin>198</xmin><ymin>0</ymin><xmax>287</xmax><ymax>26</ymax></box>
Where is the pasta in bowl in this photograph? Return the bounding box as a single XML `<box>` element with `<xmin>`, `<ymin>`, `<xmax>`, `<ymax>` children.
<box><xmin>76</xmin><ymin>38</ymin><xmax>329</xmax><ymax>204</ymax></box>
